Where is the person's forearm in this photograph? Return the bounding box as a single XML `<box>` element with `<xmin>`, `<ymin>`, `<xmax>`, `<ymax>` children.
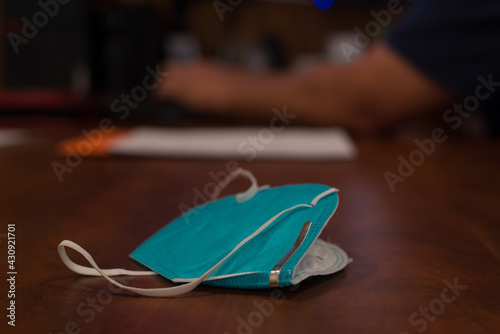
<box><xmin>221</xmin><ymin>66</ymin><xmax>366</xmax><ymax>129</ymax></box>
<box><xmin>221</xmin><ymin>43</ymin><xmax>453</xmax><ymax>131</ymax></box>
<box><xmin>159</xmin><ymin>43</ymin><xmax>453</xmax><ymax>132</ymax></box>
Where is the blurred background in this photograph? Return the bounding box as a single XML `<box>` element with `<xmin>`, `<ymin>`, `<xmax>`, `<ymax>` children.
<box><xmin>0</xmin><ymin>0</ymin><xmax>403</xmax><ymax>125</ymax></box>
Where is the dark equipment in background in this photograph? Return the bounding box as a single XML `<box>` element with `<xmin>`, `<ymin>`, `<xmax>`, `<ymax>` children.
<box><xmin>3</xmin><ymin>0</ymin><xmax>92</xmax><ymax>91</ymax></box>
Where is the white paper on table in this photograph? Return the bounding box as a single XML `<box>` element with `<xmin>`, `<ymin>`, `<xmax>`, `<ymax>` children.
<box><xmin>109</xmin><ymin>126</ymin><xmax>357</xmax><ymax>161</ymax></box>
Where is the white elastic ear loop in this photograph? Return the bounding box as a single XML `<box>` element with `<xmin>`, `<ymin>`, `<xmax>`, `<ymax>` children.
<box><xmin>210</xmin><ymin>168</ymin><xmax>260</xmax><ymax>203</ymax></box>
<box><xmin>311</xmin><ymin>188</ymin><xmax>338</xmax><ymax>206</ymax></box>
<box><xmin>58</xmin><ymin>241</ymin><xmax>156</xmax><ymax>277</ymax></box>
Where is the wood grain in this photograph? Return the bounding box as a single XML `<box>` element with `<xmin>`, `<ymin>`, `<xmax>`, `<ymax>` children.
<box><xmin>0</xmin><ymin>131</ymin><xmax>499</xmax><ymax>334</ymax></box>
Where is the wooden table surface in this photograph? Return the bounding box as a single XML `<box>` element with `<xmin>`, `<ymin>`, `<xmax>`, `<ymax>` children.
<box><xmin>1</xmin><ymin>129</ymin><xmax>499</xmax><ymax>334</ymax></box>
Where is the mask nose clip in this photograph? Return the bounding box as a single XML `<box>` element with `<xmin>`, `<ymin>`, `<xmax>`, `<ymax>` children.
<box><xmin>269</xmin><ymin>221</ymin><xmax>312</xmax><ymax>287</ymax></box>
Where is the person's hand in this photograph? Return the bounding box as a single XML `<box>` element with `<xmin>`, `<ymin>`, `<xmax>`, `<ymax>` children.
<box><xmin>155</xmin><ymin>61</ymin><xmax>237</xmax><ymax>113</ymax></box>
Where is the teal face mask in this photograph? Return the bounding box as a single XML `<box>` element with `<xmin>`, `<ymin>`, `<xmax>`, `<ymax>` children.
<box><xmin>58</xmin><ymin>169</ymin><xmax>351</xmax><ymax>297</ymax></box>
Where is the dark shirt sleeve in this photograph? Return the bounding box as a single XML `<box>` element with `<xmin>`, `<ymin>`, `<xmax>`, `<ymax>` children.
<box><xmin>386</xmin><ymin>0</ymin><xmax>500</xmax><ymax>99</ymax></box>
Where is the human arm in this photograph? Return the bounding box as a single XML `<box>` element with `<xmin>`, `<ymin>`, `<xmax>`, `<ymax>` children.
<box><xmin>156</xmin><ymin>42</ymin><xmax>453</xmax><ymax>132</ymax></box>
